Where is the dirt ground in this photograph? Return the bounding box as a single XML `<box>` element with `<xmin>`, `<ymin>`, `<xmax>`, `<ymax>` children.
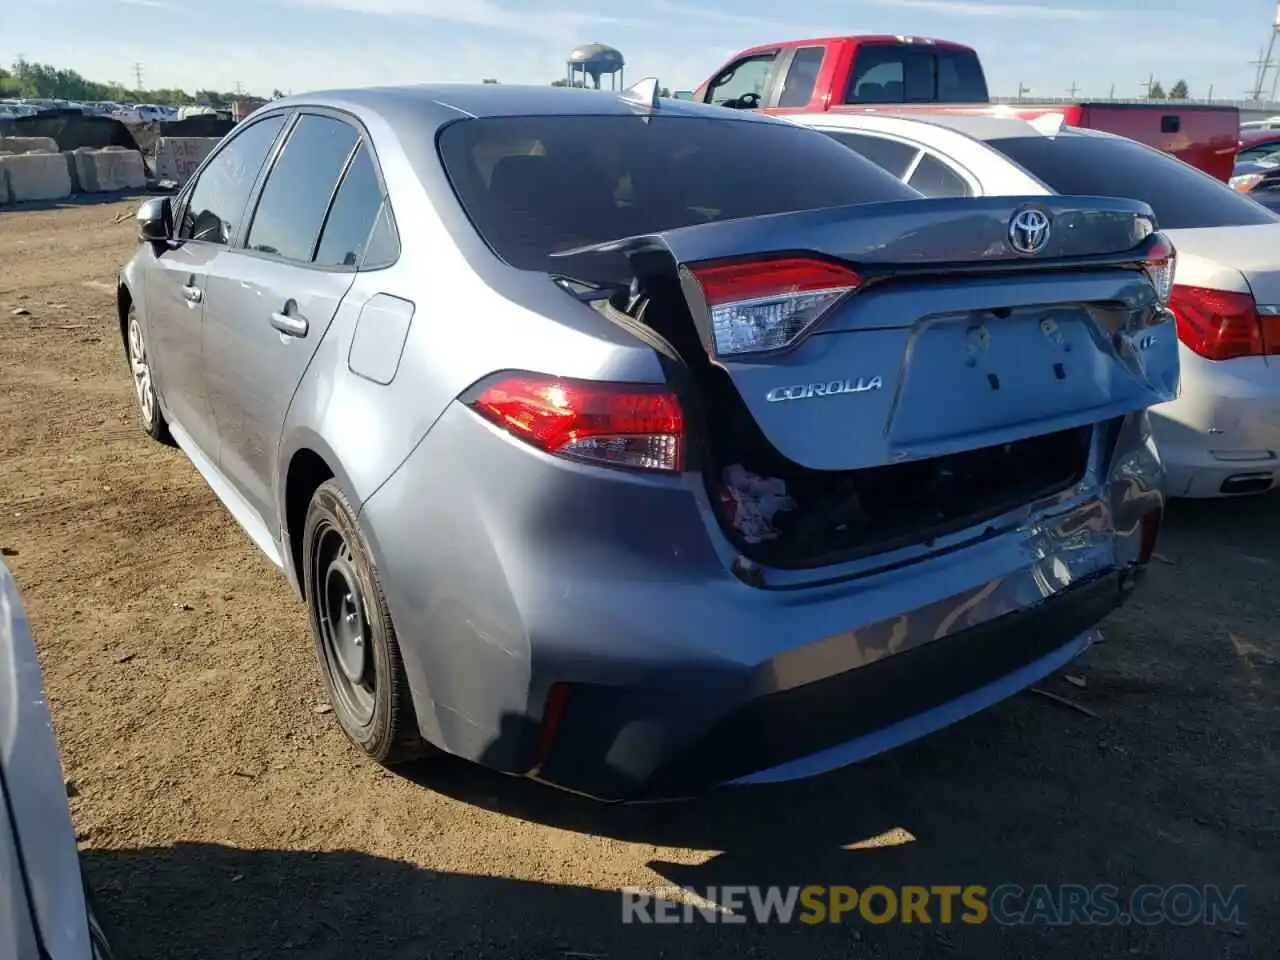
<box><xmin>0</xmin><ymin>196</ymin><xmax>1276</xmax><ymax>959</ymax></box>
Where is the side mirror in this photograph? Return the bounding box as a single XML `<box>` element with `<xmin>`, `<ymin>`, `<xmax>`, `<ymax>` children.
<box><xmin>136</xmin><ymin>196</ymin><xmax>171</xmax><ymax>243</ymax></box>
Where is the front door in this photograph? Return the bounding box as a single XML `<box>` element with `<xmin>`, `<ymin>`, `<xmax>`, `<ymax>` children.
<box><xmin>145</xmin><ymin>112</ymin><xmax>290</xmax><ymax>459</ymax></box>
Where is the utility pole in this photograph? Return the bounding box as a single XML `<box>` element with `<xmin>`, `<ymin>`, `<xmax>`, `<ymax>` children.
<box><xmin>1066</xmin><ymin>80</ymin><xmax>1081</xmax><ymax>98</ymax></box>
<box><xmin>1139</xmin><ymin>73</ymin><xmax>1155</xmax><ymax>98</ymax></box>
<box><xmin>133</xmin><ymin>62</ymin><xmax>144</xmax><ymax>89</ymax></box>
<box><xmin>234</xmin><ymin>80</ymin><xmax>244</xmax><ymax>96</ymax></box>
<box><xmin>1016</xmin><ymin>82</ymin><xmax>1031</xmax><ymax>101</ymax></box>
<box><xmin>1108</xmin><ymin>83</ymin><xmax>1116</xmax><ymax>99</ymax></box>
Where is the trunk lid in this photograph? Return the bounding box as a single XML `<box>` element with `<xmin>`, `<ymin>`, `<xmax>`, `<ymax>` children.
<box><xmin>557</xmin><ymin>196</ymin><xmax>1179</xmax><ymax>472</ymax></box>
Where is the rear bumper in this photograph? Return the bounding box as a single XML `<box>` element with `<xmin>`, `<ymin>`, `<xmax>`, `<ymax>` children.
<box><xmin>1150</xmin><ymin>350</ymin><xmax>1280</xmax><ymax>498</ymax></box>
<box><xmin>359</xmin><ymin>404</ymin><xmax>1163</xmax><ymax>801</ymax></box>
<box><xmin>539</xmin><ymin>571</ymin><xmax>1125</xmax><ymax>800</ymax></box>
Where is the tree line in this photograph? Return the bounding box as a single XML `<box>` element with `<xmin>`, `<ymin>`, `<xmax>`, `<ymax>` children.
<box><xmin>0</xmin><ymin>59</ymin><xmax>266</xmax><ymax>107</ymax></box>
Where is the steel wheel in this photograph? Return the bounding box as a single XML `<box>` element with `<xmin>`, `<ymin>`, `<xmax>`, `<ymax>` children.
<box><xmin>127</xmin><ymin>313</ymin><xmax>155</xmax><ymax>428</ymax></box>
<box><xmin>312</xmin><ymin>520</ymin><xmax>376</xmax><ymax>724</ymax></box>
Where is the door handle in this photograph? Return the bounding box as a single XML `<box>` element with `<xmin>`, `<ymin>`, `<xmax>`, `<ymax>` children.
<box><xmin>182</xmin><ymin>284</ymin><xmax>202</xmax><ymax>303</ymax></box>
<box><xmin>270</xmin><ymin>310</ymin><xmax>309</xmax><ymax>338</ymax></box>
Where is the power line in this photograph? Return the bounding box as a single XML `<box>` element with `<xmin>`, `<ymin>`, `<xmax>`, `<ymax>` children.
<box><xmin>1066</xmin><ymin>80</ymin><xmax>1081</xmax><ymax>97</ymax></box>
<box><xmin>133</xmin><ymin>62</ymin><xmax>144</xmax><ymax>89</ymax></box>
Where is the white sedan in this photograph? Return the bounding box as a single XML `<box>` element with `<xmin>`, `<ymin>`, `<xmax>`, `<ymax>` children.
<box><xmin>788</xmin><ymin>111</ymin><xmax>1280</xmax><ymax>498</ymax></box>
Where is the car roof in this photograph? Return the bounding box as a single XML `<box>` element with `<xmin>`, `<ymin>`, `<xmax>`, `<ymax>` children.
<box><xmin>797</xmin><ymin>110</ymin><xmax>1132</xmax><ymax>147</ymax></box>
<box><xmin>1241</xmin><ymin>129</ymin><xmax>1280</xmax><ymax>146</ymax></box>
<box><xmin>264</xmin><ymin>83</ymin><xmax>782</xmax><ymax>130</ymax></box>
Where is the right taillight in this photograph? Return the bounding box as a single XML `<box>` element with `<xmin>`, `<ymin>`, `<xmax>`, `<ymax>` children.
<box><xmin>1141</xmin><ymin>234</ymin><xmax>1176</xmax><ymax>308</ymax></box>
<box><xmin>465</xmin><ymin>373</ymin><xmax>685</xmax><ymax>473</ymax></box>
<box><xmin>1169</xmin><ymin>284</ymin><xmax>1280</xmax><ymax>360</ymax></box>
<box><xmin>687</xmin><ymin>256</ymin><xmax>863</xmax><ymax>359</ymax></box>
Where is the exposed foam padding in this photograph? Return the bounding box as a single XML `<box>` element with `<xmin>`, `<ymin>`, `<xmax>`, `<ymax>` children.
<box><xmin>0</xmin><ymin>150</ymin><xmax>72</xmax><ymax>202</ymax></box>
<box><xmin>66</xmin><ymin>146</ymin><xmax>147</xmax><ymax>193</ymax></box>
<box><xmin>152</xmin><ymin>137</ymin><xmax>220</xmax><ymax>185</ymax></box>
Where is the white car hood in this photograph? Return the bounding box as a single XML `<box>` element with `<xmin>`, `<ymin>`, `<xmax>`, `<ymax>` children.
<box><xmin>0</xmin><ymin>561</ymin><xmax>94</xmax><ymax>959</ymax></box>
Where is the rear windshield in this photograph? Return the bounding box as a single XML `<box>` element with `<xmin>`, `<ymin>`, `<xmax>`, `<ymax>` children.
<box><xmin>986</xmin><ymin>135</ymin><xmax>1279</xmax><ymax>230</ymax></box>
<box><xmin>845</xmin><ymin>44</ymin><xmax>989</xmax><ymax>104</ymax></box>
<box><xmin>436</xmin><ymin>114</ymin><xmax>919</xmax><ymax>272</ymax></box>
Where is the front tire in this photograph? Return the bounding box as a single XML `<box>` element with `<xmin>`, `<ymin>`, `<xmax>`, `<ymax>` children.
<box><xmin>302</xmin><ymin>480</ymin><xmax>428</xmax><ymax>765</ymax></box>
<box><xmin>125</xmin><ymin>302</ymin><xmax>173</xmax><ymax>445</ymax></box>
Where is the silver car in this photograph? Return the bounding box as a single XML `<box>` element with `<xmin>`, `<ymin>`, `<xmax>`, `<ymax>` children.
<box><xmin>118</xmin><ymin>83</ymin><xmax>1177</xmax><ymax>801</ymax></box>
<box><xmin>2</xmin><ymin>562</ymin><xmax>114</xmax><ymax>959</ymax></box>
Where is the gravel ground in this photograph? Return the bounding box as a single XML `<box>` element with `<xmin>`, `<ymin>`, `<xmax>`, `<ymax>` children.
<box><xmin>0</xmin><ymin>196</ymin><xmax>1275</xmax><ymax>959</ymax></box>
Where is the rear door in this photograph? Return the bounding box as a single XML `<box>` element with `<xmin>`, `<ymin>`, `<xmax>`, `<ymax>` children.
<box><xmin>201</xmin><ymin>111</ymin><xmax>382</xmax><ymax>528</ymax></box>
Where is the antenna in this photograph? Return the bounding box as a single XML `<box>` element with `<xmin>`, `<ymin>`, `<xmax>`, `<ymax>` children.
<box><xmin>620</xmin><ymin>76</ymin><xmax>661</xmax><ymax>115</ymax></box>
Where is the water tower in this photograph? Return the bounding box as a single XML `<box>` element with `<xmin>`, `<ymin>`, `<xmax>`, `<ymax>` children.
<box><xmin>566</xmin><ymin>42</ymin><xmax>625</xmax><ymax>90</ymax></box>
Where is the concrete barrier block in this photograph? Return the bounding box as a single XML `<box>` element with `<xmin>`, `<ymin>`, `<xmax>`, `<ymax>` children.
<box><xmin>63</xmin><ymin>147</ymin><xmax>147</xmax><ymax>193</ymax></box>
<box><xmin>0</xmin><ymin>136</ymin><xmax>59</xmax><ymax>155</ymax></box>
<box><xmin>153</xmin><ymin>137</ymin><xmax>220</xmax><ymax>185</ymax></box>
<box><xmin>0</xmin><ymin>151</ymin><xmax>72</xmax><ymax>202</ymax></box>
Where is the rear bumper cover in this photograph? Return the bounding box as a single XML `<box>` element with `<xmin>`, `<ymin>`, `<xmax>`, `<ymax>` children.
<box><xmin>538</xmin><ymin>571</ymin><xmax>1124</xmax><ymax>800</ymax></box>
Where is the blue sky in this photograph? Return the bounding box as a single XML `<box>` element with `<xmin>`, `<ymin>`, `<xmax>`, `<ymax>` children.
<box><xmin>10</xmin><ymin>0</ymin><xmax>1280</xmax><ymax>100</ymax></box>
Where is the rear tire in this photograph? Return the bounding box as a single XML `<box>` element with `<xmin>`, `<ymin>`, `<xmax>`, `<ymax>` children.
<box><xmin>302</xmin><ymin>480</ymin><xmax>429</xmax><ymax>765</ymax></box>
<box><xmin>125</xmin><ymin>302</ymin><xmax>173</xmax><ymax>445</ymax></box>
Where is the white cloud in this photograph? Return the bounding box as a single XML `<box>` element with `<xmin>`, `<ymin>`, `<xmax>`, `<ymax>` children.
<box><xmin>866</xmin><ymin>0</ymin><xmax>1099</xmax><ymax>19</ymax></box>
<box><xmin>279</xmin><ymin>0</ymin><xmax>637</xmax><ymax>41</ymax></box>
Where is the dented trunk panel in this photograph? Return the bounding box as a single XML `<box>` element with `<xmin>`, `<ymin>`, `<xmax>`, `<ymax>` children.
<box><xmin>719</xmin><ymin>271</ymin><xmax>1179</xmax><ymax>471</ymax></box>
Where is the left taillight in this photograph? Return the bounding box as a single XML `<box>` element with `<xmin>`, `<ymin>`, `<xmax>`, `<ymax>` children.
<box><xmin>466</xmin><ymin>373</ymin><xmax>685</xmax><ymax>473</ymax></box>
<box><xmin>687</xmin><ymin>256</ymin><xmax>863</xmax><ymax>359</ymax></box>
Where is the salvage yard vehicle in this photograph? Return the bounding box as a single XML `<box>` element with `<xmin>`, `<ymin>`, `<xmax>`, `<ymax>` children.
<box><xmin>693</xmin><ymin>34</ymin><xmax>1241</xmax><ymax>182</ymax></box>
<box><xmin>117</xmin><ymin>82</ymin><xmax>1176</xmax><ymax>801</ymax></box>
<box><xmin>1</xmin><ymin>561</ymin><xmax>115</xmax><ymax>959</ymax></box>
<box><xmin>791</xmin><ymin>111</ymin><xmax>1280</xmax><ymax>498</ymax></box>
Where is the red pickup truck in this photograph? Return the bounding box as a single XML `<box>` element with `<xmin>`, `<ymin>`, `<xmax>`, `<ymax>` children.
<box><xmin>689</xmin><ymin>35</ymin><xmax>1241</xmax><ymax>182</ymax></box>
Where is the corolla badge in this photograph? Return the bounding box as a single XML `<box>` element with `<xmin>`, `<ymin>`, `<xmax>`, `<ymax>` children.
<box><xmin>1008</xmin><ymin>207</ymin><xmax>1052</xmax><ymax>255</ymax></box>
<box><xmin>765</xmin><ymin>376</ymin><xmax>884</xmax><ymax>403</ymax></box>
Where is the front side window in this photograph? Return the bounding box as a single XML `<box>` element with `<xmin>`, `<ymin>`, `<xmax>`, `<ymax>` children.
<box><xmin>704</xmin><ymin>54</ymin><xmax>777</xmax><ymax>109</ymax></box>
<box><xmin>179</xmin><ymin>113</ymin><xmax>287</xmax><ymax>244</ymax></box>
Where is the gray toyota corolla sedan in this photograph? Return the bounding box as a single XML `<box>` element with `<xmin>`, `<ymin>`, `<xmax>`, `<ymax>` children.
<box><xmin>117</xmin><ymin>82</ymin><xmax>1177</xmax><ymax>800</ymax></box>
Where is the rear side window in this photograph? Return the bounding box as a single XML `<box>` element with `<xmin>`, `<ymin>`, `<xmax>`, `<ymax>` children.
<box><xmin>437</xmin><ymin>114</ymin><xmax>919</xmax><ymax>273</ymax></box>
<box><xmin>845</xmin><ymin>44</ymin><xmax>988</xmax><ymax>104</ymax></box>
<box><xmin>1238</xmin><ymin>143</ymin><xmax>1280</xmax><ymax>163</ymax></box>
<box><xmin>819</xmin><ymin>130</ymin><xmax>919</xmax><ymax>178</ymax></box>
<box><xmin>315</xmin><ymin>143</ymin><xmax>391</xmax><ymax>268</ymax></box>
<box><xmin>907</xmin><ymin>153</ymin><xmax>971</xmax><ymax>198</ymax></box>
<box><xmin>987</xmin><ymin>135</ymin><xmax>1279</xmax><ymax>230</ymax></box>
<box><xmin>246</xmin><ymin>114</ymin><xmax>359</xmax><ymax>262</ymax></box>
<box><xmin>179</xmin><ymin>114</ymin><xmax>286</xmax><ymax>244</ymax></box>
<box><xmin>777</xmin><ymin>47</ymin><xmax>826</xmax><ymax>109</ymax></box>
